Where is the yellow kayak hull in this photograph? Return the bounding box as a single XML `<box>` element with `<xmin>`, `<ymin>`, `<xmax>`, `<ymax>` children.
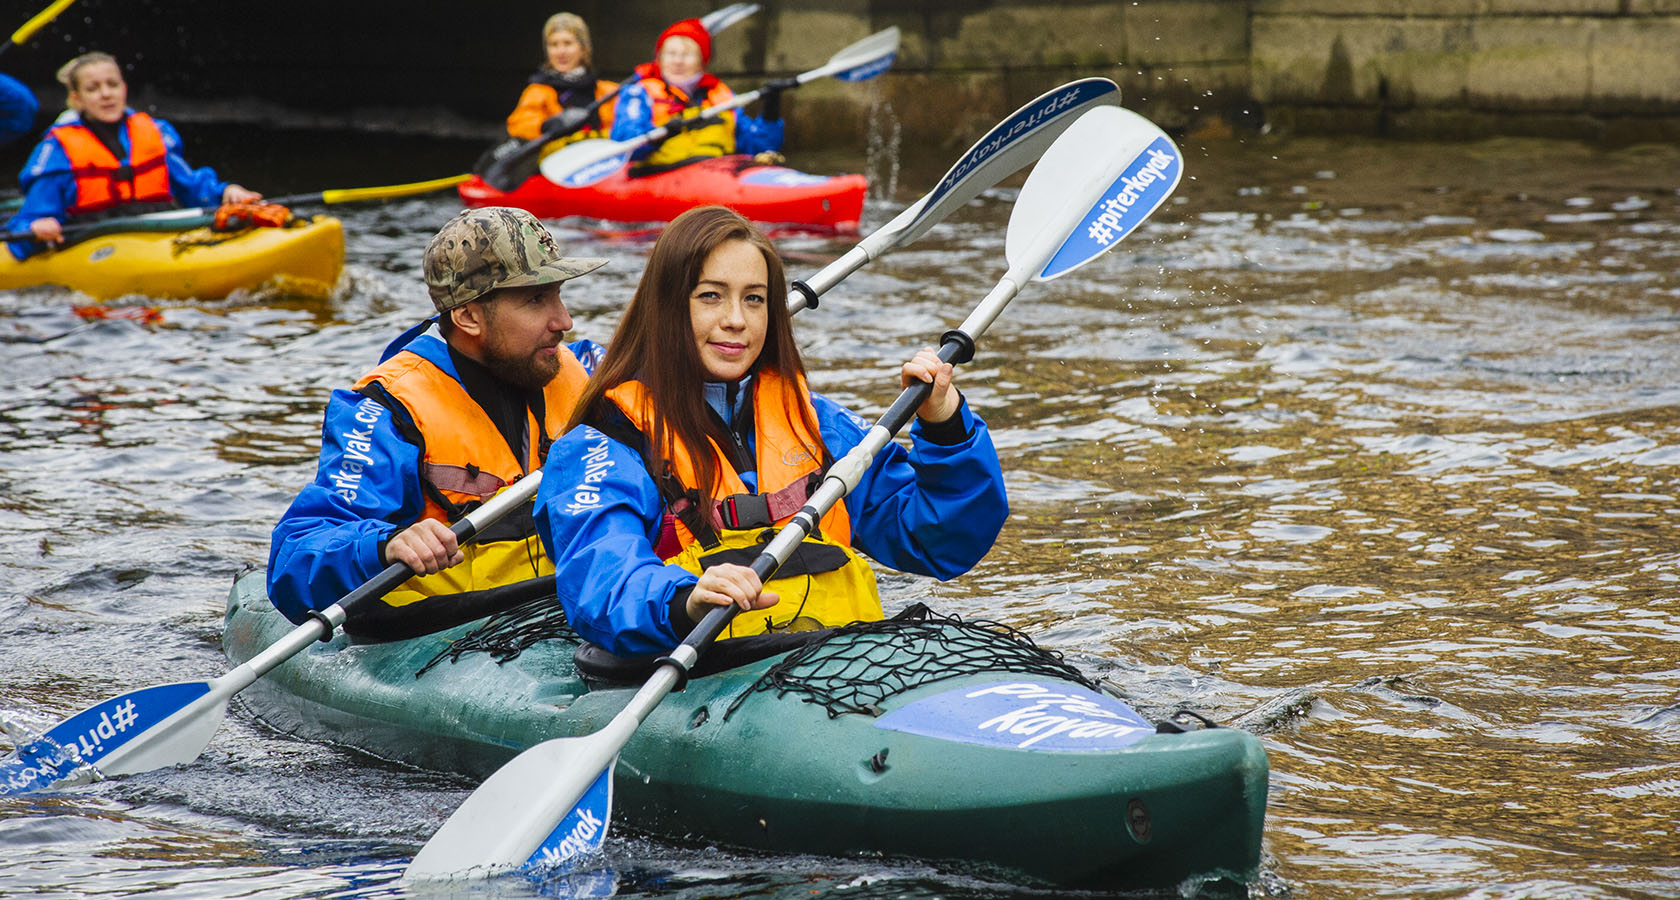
<box><xmin>0</xmin><ymin>216</ymin><xmax>345</xmax><ymax>301</ymax></box>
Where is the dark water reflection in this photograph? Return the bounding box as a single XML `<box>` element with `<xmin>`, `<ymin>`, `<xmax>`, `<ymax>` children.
<box><xmin>2</xmin><ymin>132</ymin><xmax>1678</xmax><ymax>899</ymax></box>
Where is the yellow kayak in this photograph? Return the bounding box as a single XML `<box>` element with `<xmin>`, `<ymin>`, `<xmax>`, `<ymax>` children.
<box><xmin>0</xmin><ymin>216</ymin><xmax>345</xmax><ymax>301</ymax></box>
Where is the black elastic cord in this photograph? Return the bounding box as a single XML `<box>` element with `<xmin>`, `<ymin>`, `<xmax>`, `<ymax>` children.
<box><xmin>791</xmin><ymin>280</ymin><xmax>819</xmax><ymax>310</ymax></box>
<box><xmin>653</xmin><ymin>655</ymin><xmax>692</xmax><ymax>692</ymax></box>
<box><xmin>305</xmin><ymin>609</ymin><xmax>337</xmax><ymax>643</ymax></box>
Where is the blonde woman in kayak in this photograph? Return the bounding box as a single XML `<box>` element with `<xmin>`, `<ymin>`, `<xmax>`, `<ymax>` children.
<box><xmin>533</xmin><ymin>206</ymin><xmax>1007</xmax><ymax>658</ymax></box>
<box><xmin>4</xmin><ymin>52</ymin><xmax>260</xmax><ymax>259</ymax></box>
<box><xmin>609</xmin><ymin>17</ymin><xmax>789</xmax><ymax>172</ymax></box>
<box><xmin>504</xmin><ymin>12</ymin><xmax>618</xmax><ymax>147</ymax></box>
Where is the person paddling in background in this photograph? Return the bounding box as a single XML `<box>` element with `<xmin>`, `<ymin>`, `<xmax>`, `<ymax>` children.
<box><xmin>3</xmin><ymin>52</ymin><xmax>261</xmax><ymax>259</ymax></box>
<box><xmin>505</xmin><ymin>12</ymin><xmax>617</xmax><ymax>149</ymax></box>
<box><xmin>534</xmin><ymin>206</ymin><xmax>1007</xmax><ymax>658</ymax></box>
<box><xmin>610</xmin><ymin>18</ymin><xmax>790</xmax><ymax>173</ymax></box>
<box><xmin>268</xmin><ymin>207</ymin><xmax>608</xmax><ymax>641</ymax></box>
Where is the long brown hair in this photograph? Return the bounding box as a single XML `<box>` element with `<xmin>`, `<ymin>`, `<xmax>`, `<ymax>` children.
<box><xmin>571</xmin><ymin>206</ymin><xmax>826</xmax><ymax>500</ymax></box>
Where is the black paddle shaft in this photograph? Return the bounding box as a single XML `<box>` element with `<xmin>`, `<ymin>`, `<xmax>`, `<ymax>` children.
<box><xmin>310</xmin><ymin>508</ymin><xmax>498</xmax><ymax>639</ymax></box>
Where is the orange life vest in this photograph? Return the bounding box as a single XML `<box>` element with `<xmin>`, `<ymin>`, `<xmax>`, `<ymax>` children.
<box><xmin>350</xmin><ymin>347</ymin><xmax>591</xmax><ymax>611</ymax></box>
<box><xmin>630</xmin><ymin>63</ymin><xmax>736</xmax><ymax>168</ymax></box>
<box><xmin>603</xmin><ymin>370</ymin><xmax>880</xmax><ymax>637</ymax></box>
<box><xmin>505</xmin><ymin>78</ymin><xmax>619</xmax><ymax>144</ymax></box>
<box><xmin>356</xmin><ymin>348</ymin><xmax>591</xmax><ymax>523</ymax></box>
<box><xmin>51</xmin><ymin>112</ymin><xmax>172</xmax><ymax>217</ymax></box>
<box><xmin>605</xmin><ymin>369</ymin><xmax>849</xmax><ymax>548</ymax></box>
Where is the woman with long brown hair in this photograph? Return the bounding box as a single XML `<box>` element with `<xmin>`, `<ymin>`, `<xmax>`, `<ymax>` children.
<box><xmin>534</xmin><ymin>205</ymin><xmax>1007</xmax><ymax>657</ymax></box>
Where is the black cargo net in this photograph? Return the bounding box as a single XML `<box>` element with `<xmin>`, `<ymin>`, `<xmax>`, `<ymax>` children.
<box><xmin>415</xmin><ymin>593</ymin><xmax>581</xmax><ymax>677</ymax></box>
<box><xmin>721</xmin><ymin>603</ymin><xmax>1098</xmax><ymax>720</ymax></box>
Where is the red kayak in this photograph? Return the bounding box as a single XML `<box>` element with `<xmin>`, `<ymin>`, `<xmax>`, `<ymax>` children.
<box><xmin>458</xmin><ymin>155</ymin><xmax>867</xmax><ymax>232</ymax></box>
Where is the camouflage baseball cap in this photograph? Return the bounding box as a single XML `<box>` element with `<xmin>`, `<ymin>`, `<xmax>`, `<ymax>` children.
<box><xmin>423</xmin><ymin>207</ymin><xmax>608</xmax><ymax>312</ymax></box>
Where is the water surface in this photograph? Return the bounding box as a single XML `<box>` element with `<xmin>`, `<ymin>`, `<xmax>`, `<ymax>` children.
<box><xmin>2</xmin><ymin>132</ymin><xmax>1677</xmax><ymax>899</ymax></box>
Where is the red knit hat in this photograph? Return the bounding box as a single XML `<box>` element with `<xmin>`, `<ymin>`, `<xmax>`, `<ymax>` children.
<box><xmin>656</xmin><ymin>18</ymin><xmax>712</xmax><ymax>64</ymax></box>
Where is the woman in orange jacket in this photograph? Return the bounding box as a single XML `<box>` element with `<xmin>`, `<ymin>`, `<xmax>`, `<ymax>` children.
<box><xmin>504</xmin><ymin>13</ymin><xmax>617</xmax><ymax>148</ymax></box>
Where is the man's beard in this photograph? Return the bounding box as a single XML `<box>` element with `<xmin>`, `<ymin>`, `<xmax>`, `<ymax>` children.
<box><xmin>481</xmin><ymin>334</ymin><xmax>560</xmax><ymax>390</ymax></box>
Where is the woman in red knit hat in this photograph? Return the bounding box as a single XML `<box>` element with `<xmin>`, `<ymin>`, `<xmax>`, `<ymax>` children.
<box><xmin>608</xmin><ymin>17</ymin><xmax>788</xmax><ymax>173</ymax></box>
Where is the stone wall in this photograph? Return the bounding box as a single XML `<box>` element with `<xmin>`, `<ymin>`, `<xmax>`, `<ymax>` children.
<box><xmin>5</xmin><ymin>0</ymin><xmax>1677</xmax><ymax>149</ymax></box>
<box><xmin>746</xmin><ymin>0</ymin><xmax>1680</xmax><ymax>146</ymax></box>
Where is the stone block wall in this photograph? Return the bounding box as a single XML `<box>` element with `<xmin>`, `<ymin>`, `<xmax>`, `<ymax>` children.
<box><xmin>737</xmin><ymin>0</ymin><xmax>1680</xmax><ymax>145</ymax></box>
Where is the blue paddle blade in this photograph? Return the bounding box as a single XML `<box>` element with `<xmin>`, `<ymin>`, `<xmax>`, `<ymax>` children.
<box><xmin>1</xmin><ymin>681</ymin><xmax>210</xmax><ymax>794</ymax></box>
<box><xmin>834</xmin><ymin>50</ymin><xmax>895</xmax><ymax>82</ymax></box>
<box><xmin>522</xmin><ymin>765</ymin><xmax>614</xmax><ymax>873</ymax></box>
<box><xmin>915</xmin><ymin>78</ymin><xmax>1120</xmax><ymax>231</ymax></box>
<box><xmin>555</xmin><ymin>151</ymin><xmax>632</xmax><ymax>189</ymax></box>
<box><xmin>1038</xmin><ymin>132</ymin><xmax>1182</xmax><ymax>280</ymax></box>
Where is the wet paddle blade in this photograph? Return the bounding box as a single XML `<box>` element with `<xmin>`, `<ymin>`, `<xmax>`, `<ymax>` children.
<box><xmin>0</xmin><ymin>681</ymin><xmax>222</xmax><ymax>794</ymax></box>
<box><xmin>405</xmin><ymin>729</ymin><xmax>628</xmax><ymax>880</ymax></box>
<box><xmin>700</xmin><ymin>2</ymin><xmax>760</xmax><ymax>34</ymax></box>
<box><xmin>538</xmin><ymin>141</ymin><xmax>633</xmax><ymax>189</ymax></box>
<box><xmin>876</xmin><ymin>78</ymin><xmax>1123</xmax><ymax>257</ymax></box>
<box><xmin>1006</xmin><ymin>105</ymin><xmax>1182</xmax><ymax>283</ymax></box>
<box><xmin>820</xmin><ymin>26</ymin><xmax>900</xmax><ymax>83</ymax></box>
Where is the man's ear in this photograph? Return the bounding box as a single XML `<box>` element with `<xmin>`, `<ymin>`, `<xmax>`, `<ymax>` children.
<box><xmin>451</xmin><ymin>300</ymin><xmax>488</xmax><ymax>338</ymax></box>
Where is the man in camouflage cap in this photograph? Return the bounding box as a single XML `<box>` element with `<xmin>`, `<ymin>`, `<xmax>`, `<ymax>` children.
<box><xmin>424</xmin><ymin>206</ymin><xmax>607</xmax><ymax>314</ymax></box>
<box><xmin>266</xmin><ymin>206</ymin><xmax>610</xmax><ymax>639</ymax></box>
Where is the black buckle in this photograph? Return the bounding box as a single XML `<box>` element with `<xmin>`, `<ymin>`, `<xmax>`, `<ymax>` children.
<box><xmin>721</xmin><ymin>493</ymin><xmax>772</xmax><ymax>528</ymax></box>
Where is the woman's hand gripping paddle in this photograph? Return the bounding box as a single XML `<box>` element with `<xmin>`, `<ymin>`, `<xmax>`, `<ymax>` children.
<box><xmin>0</xmin><ymin>475</ymin><xmax>546</xmax><ymax>795</ymax></box>
<box><xmin>477</xmin><ymin>3</ymin><xmax>763</xmax><ymax>192</ymax></box>
<box><xmin>538</xmin><ymin>27</ymin><xmax>901</xmax><ymax>189</ymax></box>
<box><xmin>403</xmin><ymin>103</ymin><xmax>1183</xmax><ymax>882</ymax></box>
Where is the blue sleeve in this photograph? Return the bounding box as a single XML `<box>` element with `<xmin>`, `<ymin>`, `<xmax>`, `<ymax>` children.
<box><xmin>608</xmin><ymin>82</ymin><xmax>658</xmax><ymax>161</ymax></box>
<box><xmin>266</xmin><ymin>389</ymin><xmax>426</xmax><ymax>624</ymax></box>
<box><xmin>533</xmin><ymin>424</ymin><xmax>698</xmax><ymax>657</ymax></box>
<box><xmin>569</xmin><ymin>338</ymin><xmax>606</xmax><ymax>374</ymax></box>
<box><xmin>0</xmin><ymin>74</ymin><xmax>38</xmax><ymax>146</ymax></box>
<box><xmin>6</xmin><ymin>135</ymin><xmax>75</xmax><ymax>260</ymax></box>
<box><xmin>154</xmin><ymin>117</ymin><xmax>230</xmax><ymax>208</ymax></box>
<box><xmin>734</xmin><ymin>112</ymin><xmax>784</xmax><ymax>156</ymax></box>
<box><xmin>818</xmin><ymin>393</ymin><xmax>1008</xmax><ymax>579</ymax></box>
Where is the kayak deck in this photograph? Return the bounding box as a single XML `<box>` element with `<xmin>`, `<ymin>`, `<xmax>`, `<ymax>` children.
<box><xmin>223</xmin><ymin>570</ymin><xmax>1267</xmax><ymax>890</ymax></box>
<box><xmin>0</xmin><ymin>216</ymin><xmax>344</xmax><ymax>301</ymax></box>
<box><xmin>459</xmin><ymin>155</ymin><xmax>867</xmax><ymax>232</ymax></box>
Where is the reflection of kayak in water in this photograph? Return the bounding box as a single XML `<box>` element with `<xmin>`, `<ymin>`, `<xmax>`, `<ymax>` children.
<box><xmin>0</xmin><ymin>216</ymin><xmax>344</xmax><ymax>301</ymax></box>
<box><xmin>222</xmin><ymin>569</ymin><xmax>1268</xmax><ymax>890</ymax></box>
<box><xmin>459</xmin><ymin>155</ymin><xmax>867</xmax><ymax>232</ymax></box>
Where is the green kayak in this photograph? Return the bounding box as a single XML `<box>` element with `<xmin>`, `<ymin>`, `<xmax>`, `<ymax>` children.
<box><xmin>222</xmin><ymin>569</ymin><xmax>1267</xmax><ymax>891</ymax></box>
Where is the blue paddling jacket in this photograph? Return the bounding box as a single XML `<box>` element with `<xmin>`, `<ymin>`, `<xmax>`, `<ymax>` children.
<box><xmin>534</xmin><ymin>381</ymin><xmax>1008</xmax><ymax>657</ymax></box>
<box><xmin>5</xmin><ymin>109</ymin><xmax>232</xmax><ymax>259</ymax></box>
<box><xmin>268</xmin><ymin>329</ymin><xmax>605</xmax><ymax>624</ymax></box>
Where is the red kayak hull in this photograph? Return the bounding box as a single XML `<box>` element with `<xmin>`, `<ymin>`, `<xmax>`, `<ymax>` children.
<box><xmin>458</xmin><ymin>155</ymin><xmax>867</xmax><ymax>232</ymax></box>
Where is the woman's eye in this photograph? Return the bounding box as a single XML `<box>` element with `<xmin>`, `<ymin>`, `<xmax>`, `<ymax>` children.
<box><xmin>745</xmin><ymin>292</ymin><xmax>767</xmax><ymax>305</ymax></box>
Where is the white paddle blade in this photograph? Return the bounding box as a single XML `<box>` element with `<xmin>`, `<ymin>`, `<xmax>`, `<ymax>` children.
<box><xmin>699</xmin><ymin>2</ymin><xmax>760</xmax><ymax>34</ymax></box>
<box><xmin>521</xmin><ymin>766</ymin><xmax>614</xmax><ymax>874</ymax></box>
<box><xmin>1006</xmin><ymin>105</ymin><xmax>1182</xmax><ymax>282</ymax></box>
<box><xmin>886</xmin><ymin>77</ymin><xmax>1122</xmax><ymax>251</ymax></box>
<box><xmin>405</xmin><ymin>734</ymin><xmax>624</xmax><ymax>880</ymax></box>
<box><xmin>540</xmin><ymin>141</ymin><xmax>633</xmax><ymax>188</ymax></box>
<box><xmin>828</xmin><ymin>26</ymin><xmax>900</xmax><ymax>82</ymax></box>
<box><xmin>0</xmin><ymin>680</ymin><xmax>218</xmax><ymax>794</ymax></box>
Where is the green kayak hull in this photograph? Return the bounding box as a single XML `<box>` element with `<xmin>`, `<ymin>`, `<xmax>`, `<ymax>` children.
<box><xmin>223</xmin><ymin>571</ymin><xmax>1267</xmax><ymax>890</ymax></box>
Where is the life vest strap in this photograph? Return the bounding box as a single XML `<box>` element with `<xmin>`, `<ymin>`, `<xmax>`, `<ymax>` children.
<box><xmin>673</xmin><ymin>469</ymin><xmax>823</xmax><ymax>531</ymax></box>
<box><xmin>422</xmin><ymin>461</ymin><xmax>507</xmax><ymax>501</ymax></box>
